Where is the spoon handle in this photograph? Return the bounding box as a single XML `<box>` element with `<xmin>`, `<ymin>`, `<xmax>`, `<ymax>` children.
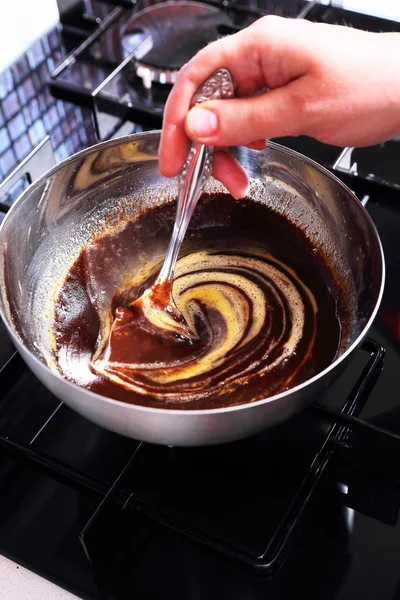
<box><xmin>157</xmin><ymin>142</ymin><xmax>213</xmax><ymax>283</ymax></box>
<box><xmin>157</xmin><ymin>68</ymin><xmax>235</xmax><ymax>285</ymax></box>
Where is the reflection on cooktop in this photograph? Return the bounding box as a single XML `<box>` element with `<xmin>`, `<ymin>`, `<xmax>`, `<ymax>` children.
<box><xmin>349</xmin><ymin>141</ymin><xmax>400</xmax><ymax>189</ymax></box>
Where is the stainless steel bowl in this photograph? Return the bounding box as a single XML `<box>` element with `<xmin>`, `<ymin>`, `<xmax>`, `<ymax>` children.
<box><xmin>0</xmin><ymin>131</ymin><xmax>385</xmax><ymax>446</ymax></box>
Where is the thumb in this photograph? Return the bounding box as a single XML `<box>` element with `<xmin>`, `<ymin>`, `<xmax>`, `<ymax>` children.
<box><xmin>185</xmin><ymin>81</ymin><xmax>307</xmax><ymax>147</ymax></box>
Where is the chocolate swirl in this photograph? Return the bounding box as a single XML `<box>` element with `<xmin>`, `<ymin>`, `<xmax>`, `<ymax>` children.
<box><xmin>91</xmin><ymin>246</ymin><xmax>319</xmax><ymax>403</ymax></box>
<box><xmin>52</xmin><ymin>194</ymin><xmax>344</xmax><ymax>410</ymax></box>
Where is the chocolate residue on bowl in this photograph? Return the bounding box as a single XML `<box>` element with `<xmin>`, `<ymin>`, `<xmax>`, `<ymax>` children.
<box><xmin>51</xmin><ymin>192</ymin><xmax>353</xmax><ymax>410</ymax></box>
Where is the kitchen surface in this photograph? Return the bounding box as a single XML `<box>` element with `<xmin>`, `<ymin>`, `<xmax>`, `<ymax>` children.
<box><xmin>0</xmin><ymin>1</ymin><xmax>400</xmax><ymax>599</ymax></box>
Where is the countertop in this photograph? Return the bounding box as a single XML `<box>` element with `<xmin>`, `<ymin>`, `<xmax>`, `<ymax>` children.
<box><xmin>0</xmin><ymin>556</ymin><xmax>80</xmax><ymax>600</ymax></box>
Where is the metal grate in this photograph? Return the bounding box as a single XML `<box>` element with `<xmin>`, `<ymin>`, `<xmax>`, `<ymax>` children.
<box><xmin>0</xmin><ymin>308</ymin><xmax>394</xmax><ymax>588</ymax></box>
<box><xmin>78</xmin><ymin>339</ymin><xmax>386</xmax><ymax>583</ymax></box>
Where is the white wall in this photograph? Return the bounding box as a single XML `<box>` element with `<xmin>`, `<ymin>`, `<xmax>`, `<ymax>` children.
<box><xmin>0</xmin><ymin>0</ymin><xmax>59</xmax><ymax>73</ymax></box>
<box><xmin>339</xmin><ymin>0</ymin><xmax>400</xmax><ymax>21</ymax></box>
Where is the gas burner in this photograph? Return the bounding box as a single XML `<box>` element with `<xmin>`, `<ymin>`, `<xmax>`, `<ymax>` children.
<box><xmin>121</xmin><ymin>1</ymin><xmax>232</xmax><ymax>89</ymax></box>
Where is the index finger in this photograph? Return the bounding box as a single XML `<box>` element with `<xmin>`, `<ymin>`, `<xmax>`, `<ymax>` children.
<box><xmin>158</xmin><ymin>27</ymin><xmax>266</xmax><ymax>178</ymax></box>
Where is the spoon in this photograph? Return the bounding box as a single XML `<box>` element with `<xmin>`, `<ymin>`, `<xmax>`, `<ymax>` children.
<box><xmin>128</xmin><ymin>68</ymin><xmax>235</xmax><ymax>339</ymax></box>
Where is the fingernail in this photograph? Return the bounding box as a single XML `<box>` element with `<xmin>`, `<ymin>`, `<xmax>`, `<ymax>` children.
<box><xmin>187</xmin><ymin>107</ymin><xmax>218</xmax><ymax>138</ymax></box>
<box><xmin>235</xmin><ymin>181</ymin><xmax>250</xmax><ymax>200</ymax></box>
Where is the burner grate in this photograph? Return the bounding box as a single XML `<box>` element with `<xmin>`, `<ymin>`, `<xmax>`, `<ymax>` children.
<box><xmin>0</xmin><ymin>283</ymin><xmax>398</xmax><ymax>595</ymax></box>
<box><xmin>78</xmin><ymin>338</ymin><xmax>385</xmax><ymax>584</ymax></box>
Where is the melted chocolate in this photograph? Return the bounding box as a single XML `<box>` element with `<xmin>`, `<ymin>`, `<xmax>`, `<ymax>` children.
<box><xmin>52</xmin><ymin>193</ymin><xmax>352</xmax><ymax>410</ymax></box>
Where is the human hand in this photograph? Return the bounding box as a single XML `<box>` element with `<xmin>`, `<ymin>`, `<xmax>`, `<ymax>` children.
<box><xmin>158</xmin><ymin>15</ymin><xmax>400</xmax><ymax>198</ymax></box>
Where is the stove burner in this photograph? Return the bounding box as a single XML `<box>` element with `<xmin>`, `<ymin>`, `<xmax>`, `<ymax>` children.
<box><xmin>121</xmin><ymin>1</ymin><xmax>232</xmax><ymax>88</ymax></box>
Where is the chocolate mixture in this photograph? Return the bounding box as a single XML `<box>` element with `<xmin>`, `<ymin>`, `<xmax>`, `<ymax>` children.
<box><xmin>52</xmin><ymin>193</ymin><xmax>352</xmax><ymax>410</ymax></box>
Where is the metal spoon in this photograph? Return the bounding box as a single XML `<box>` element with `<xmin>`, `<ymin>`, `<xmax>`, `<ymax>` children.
<box><xmin>129</xmin><ymin>68</ymin><xmax>235</xmax><ymax>338</ymax></box>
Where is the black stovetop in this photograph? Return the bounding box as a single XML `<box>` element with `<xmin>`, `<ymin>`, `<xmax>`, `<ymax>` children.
<box><xmin>1</xmin><ymin>2</ymin><xmax>400</xmax><ymax>599</ymax></box>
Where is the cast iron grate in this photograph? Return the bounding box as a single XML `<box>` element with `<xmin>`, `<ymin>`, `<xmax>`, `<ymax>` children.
<box><xmin>77</xmin><ymin>338</ymin><xmax>386</xmax><ymax>583</ymax></box>
<box><xmin>0</xmin><ymin>322</ymin><xmax>392</xmax><ymax>586</ymax></box>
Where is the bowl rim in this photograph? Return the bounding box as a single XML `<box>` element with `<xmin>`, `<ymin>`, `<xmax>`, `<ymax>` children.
<box><xmin>0</xmin><ymin>129</ymin><xmax>386</xmax><ymax>416</ymax></box>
